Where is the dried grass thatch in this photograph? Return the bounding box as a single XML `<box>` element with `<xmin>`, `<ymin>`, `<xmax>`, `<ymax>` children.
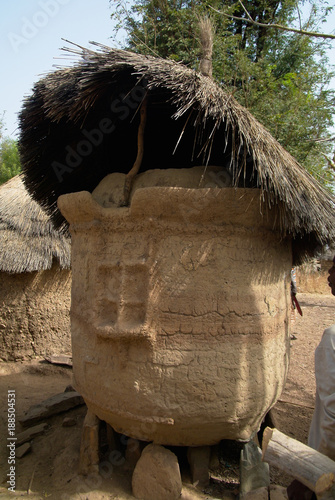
<box><xmin>0</xmin><ymin>175</ymin><xmax>70</xmax><ymax>273</ymax></box>
<box><xmin>19</xmin><ymin>43</ymin><xmax>335</xmax><ymax>263</ymax></box>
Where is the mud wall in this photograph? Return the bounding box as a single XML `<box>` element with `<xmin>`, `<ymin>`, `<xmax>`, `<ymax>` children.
<box><xmin>296</xmin><ymin>259</ymin><xmax>333</xmax><ymax>295</ymax></box>
<box><xmin>0</xmin><ymin>264</ymin><xmax>71</xmax><ymax>361</ymax></box>
<box><xmin>59</xmin><ymin>169</ymin><xmax>292</xmax><ymax>446</ymax></box>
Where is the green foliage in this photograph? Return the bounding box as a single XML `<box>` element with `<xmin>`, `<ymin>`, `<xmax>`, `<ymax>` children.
<box><xmin>110</xmin><ymin>0</ymin><xmax>335</xmax><ymax>189</ymax></box>
<box><xmin>0</xmin><ymin>118</ymin><xmax>21</xmax><ymax>185</ymax></box>
<box><xmin>111</xmin><ymin>0</ymin><xmax>202</xmax><ymax>64</ymax></box>
<box><xmin>216</xmin><ymin>30</ymin><xmax>335</xmax><ymax>184</ymax></box>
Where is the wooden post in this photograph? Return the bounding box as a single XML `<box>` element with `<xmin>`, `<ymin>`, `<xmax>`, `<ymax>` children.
<box><xmin>262</xmin><ymin>427</ymin><xmax>335</xmax><ymax>499</ymax></box>
<box><xmin>198</xmin><ymin>16</ymin><xmax>213</xmax><ymax>78</ymax></box>
<box><xmin>79</xmin><ymin>409</ymin><xmax>100</xmax><ymax>475</ymax></box>
<box><xmin>121</xmin><ymin>95</ymin><xmax>148</xmax><ymax>206</ymax></box>
<box><xmin>187</xmin><ymin>446</ymin><xmax>211</xmax><ymax>488</ymax></box>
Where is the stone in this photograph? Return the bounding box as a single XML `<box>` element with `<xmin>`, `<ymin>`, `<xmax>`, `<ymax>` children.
<box><xmin>16</xmin><ymin>442</ymin><xmax>31</xmax><ymax>458</ymax></box>
<box><xmin>187</xmin><ymin>446</ymin><xmax>210</xmax><ymax>487</ymax></box>
<box><xmin>269</xmin><ymin>485</ymin><xmax>288</xmax><ymax>499</ymax></box>
<box><xmin>62</xmin><ymin>417</ymin><xmax>77</xmax><ymax>427</ymax></box>
<box><xmin>79</xmin><ymin>410</ymin><xmax>100</xmax><ymax>475</ymax></box>
<box><xmin>64</xmin><ymin>384</ymin><xmax>76</xmax><ymax>392</ymax></box>
<box><xmin>16</xmin><ymin>422</ymin><xmax>48</xmax><ymax>445</ymax></box>
<box><xmin>19</xmin><ymin>391</ymin><xmax>85</xmax><ymax>427</ymax></box>
<box><xmin>132</xmin><ymin>444</ymin><xmax>182</xmax><ymax>500</ymax></box>
<box><xmin>240</xmin><ymin>486</ymin><xmax>269</xmax><ymax>499</ymax></box>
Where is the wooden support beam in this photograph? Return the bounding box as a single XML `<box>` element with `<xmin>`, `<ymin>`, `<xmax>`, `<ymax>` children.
<box><xmin>106</xmin><ymin>423</ymin><xmax>119</xmax><ymax>452</ymax></box>
<box><xmin>79</xmin><ymin>409</ymin><xmax>100</xmax><ymax>475</ymax></box>
<box><xmin>262</xmin><ymin>427</ymin><xmax>335</xmax><ymax>499</ymax></box>
<box><xmin>187</xmin><ymin>446</ymin><xmax>211</xmax><ymax>488</ymax></box>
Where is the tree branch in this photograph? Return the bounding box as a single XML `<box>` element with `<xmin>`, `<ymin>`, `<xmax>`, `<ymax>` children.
<box><xmin>210</xmin><ymin>1</ymin><xmax>335</xmax><ymax>40</ymax></box>
<box><xmin>322</xmin><ymin>153</ymin><xmax>335</xmax><ymax>172</ymax></box>
<box><xmin>315</xmin><ymin>136</ymin><xmax>335</xmax><ymax>143</ymax></box>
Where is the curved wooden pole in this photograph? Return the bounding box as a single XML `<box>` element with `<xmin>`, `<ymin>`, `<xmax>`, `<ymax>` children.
<box><xmin>121</xmin><ymin>95</ymin><xmax>148</xmax><ymax>206</ymax></box>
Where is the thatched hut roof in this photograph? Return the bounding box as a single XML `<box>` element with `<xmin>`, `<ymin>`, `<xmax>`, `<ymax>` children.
<box><xmin>19</xmin><ymin>43</ymin><xmax>335</xmax><ymax>263</ymax></box>
<box><xmin>0</xmin><ymin>175</ymin><xmax>70</xmax><ymax>273</ymax></box>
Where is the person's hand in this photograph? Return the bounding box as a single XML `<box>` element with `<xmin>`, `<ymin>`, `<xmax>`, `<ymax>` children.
<box><xmin>287</xmin><ymin>479</ymin><xmax>316</xmax><ymax>500</ymax></box>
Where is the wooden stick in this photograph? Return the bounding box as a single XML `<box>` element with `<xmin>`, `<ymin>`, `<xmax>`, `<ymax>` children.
<box><xmin>27</xmin><ymin>465</ymin><xmax>36</xmax><ymax>495</ymax></box>
<box><xmin>121</xmin><ymin>95</ymin><xmax>148</xmax><ymax>206</ymax></box>
<box><xmin>79</xmin><ymin>409</ymin><xmax>100</xmax><ymax>475</ymax></box>
<box><xmin>262</xmin><ymin>427</ymin><xmax>335</xmax><ymax>499</ymax></box>
<box><xmin>209</xmin><ymin>3</ymin><xmax>335</xmax><ymax>40</ymax></box>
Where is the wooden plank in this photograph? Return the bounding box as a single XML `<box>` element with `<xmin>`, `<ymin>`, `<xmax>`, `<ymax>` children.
<box><xmin>16</xmin><ymin>442</ymin><xmax>31</xmax><ymax>459</ymax></box>
<box><xmin>44</xmin><ymin>354</ymin><xmax>73</xmax><ymax>367</ymax></box>
<box><xmin>19</xmin><ymin>391</ymin><xmax>85</xmax><ymax>427</ymax></box>
<box><xmin>79</xmin><ymin>409</ymin><xmax>100</xmax><ymax>475</ymax></box>
<box><xmin>16</xmin><ymin>422</ymin><xmax>48</xmax><ymax>445</ymax></box>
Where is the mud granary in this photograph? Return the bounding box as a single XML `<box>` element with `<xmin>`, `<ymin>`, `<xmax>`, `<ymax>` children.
<box><xmin>18</xmin><ymin>44</ymin><xmax>335</xmax><ymax>445</ymax></box>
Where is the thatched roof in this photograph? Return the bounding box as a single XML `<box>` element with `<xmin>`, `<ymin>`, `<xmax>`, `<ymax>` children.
<box><xmin>0</xmin><ymin>175</ymin><xmax>70</xmax><ymax>273</ymax></box>
<box><xmin>19</xmin><ymin>43</ymin><xmax>335</xmax><ymax>263</ymax></box>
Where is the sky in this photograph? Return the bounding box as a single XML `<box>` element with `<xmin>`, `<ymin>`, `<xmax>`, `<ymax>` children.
<box><xmin>0</xmin><ymin>0</ymin><xmax>335</xmax><ymax>139</ymax></box>
<box><xmin>0</xmin><ymin>0</ymin><xmax>125</xmax><ymax>137</ymax></box>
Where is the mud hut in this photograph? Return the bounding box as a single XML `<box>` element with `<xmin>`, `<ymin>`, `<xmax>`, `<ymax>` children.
<box><xmin>296</xmin><ymin>248</ymin><xmax>335</xmax><ymax>294</ymax></box>
<box><xmin>0</xmin><ymin>175</ymin><xmax>71</xmax><ymax>361</ymax></box>
<box><xmin>18</xmin><ymin>45</ymin><xmax>335</xmax><ymax>445</ymax></box>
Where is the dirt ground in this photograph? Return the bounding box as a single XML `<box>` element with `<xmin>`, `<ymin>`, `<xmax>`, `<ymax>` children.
<box><xmin>0</xmin><ymin>291</ymin><xmax>334</xmax><ymax>499</ymax></box>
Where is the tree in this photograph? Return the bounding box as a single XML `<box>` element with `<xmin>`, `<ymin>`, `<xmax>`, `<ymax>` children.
<box><xmin>110</xmin><ymin>0</ymin><xmax>335</xmax><ymax>189</ymax></box>
<box><xmin>111</xmin><ymin>0</ymin><xmax>202</xmax><ymax>64</ymax></box>
<box><xmin>0</xmin><ymin>117</ymin><xmax>21</xmax><ymax>185</ymax></box>
<box><xmin>212</xmin><ymin>0</ymin><xmax>335</xmax><ymax>40</ymax></box>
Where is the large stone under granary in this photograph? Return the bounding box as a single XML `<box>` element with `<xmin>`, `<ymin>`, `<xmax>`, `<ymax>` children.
<box><xmin>58</xmin><ymin>167</ymin><xmax>291</xmax><ymax>446</ymax></box>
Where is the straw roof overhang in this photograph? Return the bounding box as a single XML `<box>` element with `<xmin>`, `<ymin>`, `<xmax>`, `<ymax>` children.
<box><xmin>0</xmin><ymin>175</ymin><xmax>71</xmax><ymax>273</ymax></box>
<box><xmin>19</xmin><ymin>44</ymin><xmax>335</xmax><ymax>263</ymax></box>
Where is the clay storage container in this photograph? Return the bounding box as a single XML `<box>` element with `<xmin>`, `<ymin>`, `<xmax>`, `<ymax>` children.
<box><xmin>58</xmin><ymin>166</ymin><xmax>291</xmax><ymax>446</ymax></box>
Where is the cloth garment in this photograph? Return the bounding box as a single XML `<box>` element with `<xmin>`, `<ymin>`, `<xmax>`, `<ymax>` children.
<box><xmin>291</xmin><ymin>268</ymin><xmax>297</xmax><ymax>295</ymax></box>
<box><xmin>308</xmin><ymin>324</ymin><xmax>335</xmax><ymax>460</ymax></box>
